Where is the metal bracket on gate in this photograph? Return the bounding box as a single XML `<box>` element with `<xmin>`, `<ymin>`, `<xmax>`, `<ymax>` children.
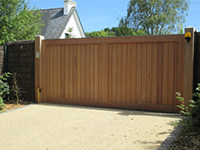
<box><xmin>37</xmin><ymin>88</ymin><xmax>42</xmax><ymax>103</ymax></box>
<box><xmin>36</xmin><ymin>52</ymin><xmax>40</xmax><ymax>59</ymax></box>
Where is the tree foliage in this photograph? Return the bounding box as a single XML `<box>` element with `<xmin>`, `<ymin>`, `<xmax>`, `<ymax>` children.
<box><xmin>0</xmin><ymin>73</ymin><xmax>11</xmax><ymax>110</ymax></box>
<box><xmin>0</xmin><ymin>0</ymin><xmax>44</xmax><ymax>45</ymax></box>
<box><xmin>86</xmin><ymin>30</ymin><xmax>116</xmax><ymax>38</ymax></box>
<box><xmin>86</xmin><ymin>27</ymin><xmax>146</xmax><ymax>38</ymax></box>
<box><xmin>104</xmin><ymin>27</ymin><xmax>146</xmax><ymax>36</ymax></box>
<box><xmin>120</xmin><ymin>0</ymin><xmax>189</xmax><ymax>35</ymax></box>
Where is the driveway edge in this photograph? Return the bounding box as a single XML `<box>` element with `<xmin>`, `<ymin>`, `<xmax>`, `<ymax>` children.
<box><xmin>0</xmin><ymin>104</ymin><xmax>34</xmax><ymax>115</ymax></box>
<box><xmin>158</xmin><ymin>125</ymin><xmax>182</xmax><ymax>150</ymax></box>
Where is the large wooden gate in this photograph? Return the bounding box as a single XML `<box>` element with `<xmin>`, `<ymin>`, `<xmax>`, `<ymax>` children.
<box><xmin>35</xmin><ymin>32</ymin><xmax>194</xmax><ymax>112</ymax></box>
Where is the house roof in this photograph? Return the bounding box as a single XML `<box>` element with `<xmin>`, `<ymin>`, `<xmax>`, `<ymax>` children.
<box><xmin>40</xmin><ymin>7</ymin><xmax>76</xmax><ymax>39</ymax></box>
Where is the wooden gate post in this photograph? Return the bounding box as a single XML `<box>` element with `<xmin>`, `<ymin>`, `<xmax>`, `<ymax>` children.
<box><xmin>35</xmin><ymin>35</ymin><xmax>44</xmax><ymax>103</ymax></box>
<box><xmin>184</xmin><ymin>27</ymin><xmax>196</xmax><ymax>102</ymax></box>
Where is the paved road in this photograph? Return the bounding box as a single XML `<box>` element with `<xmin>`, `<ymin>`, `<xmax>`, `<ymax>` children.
<box><xmin>0</xmin><ymin>104</ymin><xmax>180</xmax><ymax>150</ymax></box>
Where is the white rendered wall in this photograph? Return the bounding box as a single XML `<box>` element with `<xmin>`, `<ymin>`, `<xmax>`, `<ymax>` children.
<box><xmin>60</xmin><ymin>13</ymin><xmax>85</xmax><ymax>39</ymax></box>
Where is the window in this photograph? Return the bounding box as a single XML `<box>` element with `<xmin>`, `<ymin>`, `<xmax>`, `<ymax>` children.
<box><xmin>65</xmin><ymin>33</ymin><xmax>71</xmax><ymax>39</ymax></box>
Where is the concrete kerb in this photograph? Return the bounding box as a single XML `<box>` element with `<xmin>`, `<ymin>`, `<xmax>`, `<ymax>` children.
<box><xmin>158</xmin><ymin>125</ymin><xmax>183</xmax><ymax>150</ymax></box>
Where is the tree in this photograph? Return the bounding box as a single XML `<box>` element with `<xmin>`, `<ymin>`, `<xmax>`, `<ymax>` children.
<box><xmin>104</xmin><ymin>27</ymin><xmax>133</xmax><ymax>36</ymax></box>
<box><xmin>0</xmin><ymin>0</ymin><xmax>44</xmax><ymax>45</ymax></box>
<box><xmin>105</xmin><ymin>27</ymin><xmax>146</xmax><ymax>36</ymax></box>
<box><xmin>86</xmin><ymin>30</ymin><xmax>116</xmax><ymax>38</ymax></box>
<box><xmin>120</xmin><ymin>0</ymin><xmax>189</xmax><ymax>35</ymax></box>
<box><xmin>86</xmin><ymin>27</ymin><xmax>146</xmax><ymax>38</ymax></box>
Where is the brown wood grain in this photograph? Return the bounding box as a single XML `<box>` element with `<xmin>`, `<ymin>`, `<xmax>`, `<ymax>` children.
<box><xmin>141</xmin><ymin>43</ymin><xmax>147</xmax><ymax>104</ymax></box>
<box><xmin>163</xmin><ymin>43</ymin><xmax>169</xmax><ymax>105</ymax></box>
<box><xmin>39</xmin><ymin>35</ymin><xmax>187</xmax><ymax>112</ymax></box>
<box><xmin>152</xmin><ymin>43</ymin><xmax>158</xmax><ymax>105</ymax></box>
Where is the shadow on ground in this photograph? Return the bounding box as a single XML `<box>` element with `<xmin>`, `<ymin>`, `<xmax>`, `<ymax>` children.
<box><xmin>37</xmin><ymin>103</ymin><xmax>180</xmax><ymax>119</ymax></box>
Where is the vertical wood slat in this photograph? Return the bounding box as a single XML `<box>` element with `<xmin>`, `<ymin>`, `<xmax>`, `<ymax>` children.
<box><xmin>180</xmin><ymin>41</ymin><xmax>185</xmax><ymax>98</ymax></box>
<box><xmin>136</xmin><ymin>43</ymin><xmax>142</xmax><ymax>104</ymax></box>
<box><xmin>173</xmin><ymin>43</ymin><xmax>179</xmax><ymax>105</ymax></box>
<box><xmin>61</xmin><ymin>46</ymin><xmax>65</xmax><ymax>99</ymax></box>
<box><xmin>122</xmin><ymin>44</ymin><xmax>127</xmax><ymax>102</ymax></box>
<box><xmin>147</xmin><ymin>43</ymin><xmax>152</xmax><ymax>104</ymax></box>
<box><xmin>41</xmin><ymin>43</ymin><xmax>47</xmax><ymax>101</ymax></box>
<box><xmin>157</xmin><ymin>43</ymin><xmax>163</xmax><ymax>104</ymax></box>
<box><xmin>152</xmin><ymin>43</ymin><xmax>158</xmax><ymax>105</ymax></box>
<box><xmin>168</xmin><ymin>43</ymin><xmax>174</xmax><ymax>105</ymax></box>
<box><xmin>54</xmin><ymin>46</ymin><xmax>58</xmax><ymax>99</ymax></box>
<box><xmin>98</xmin><ymin>45</ymin><xmax>102</xmax><ymax>101</ymax></box>
<box><xmin>163</xmin><ymin>43</ymin><xmax>169</xmax><ymax>105</ymax></box>
<box><xmin>77</xmin><ymin>45</ymin><xmax>81</xmax><ymax>99</ymax></box>
<box><xmin>64</xmin><ymin>45</ymin><xmax>69</xmax><ymax>100</ymax></box>
<box><xmin>141</xmin><ymin>43</ymin><xmax>147</xmax><ymax>103</ymax></box>
<box><xmin>57</xmin><ymin>45</ymin><xmax>61</xmax><ymax>99</ymax></box>
<box><xmin>45</xmin><ymin>45</ymin><xmax>50</xmax><ymax>102</ymax></box>
<box><xmin>108</xmin><ymin>44</ymin><xmax>112</xmax><ymax>102</ymax></box>
<box><xmin>73</xmin><ymin>45</ymin><xmax>78</xmax><ymax>100</ymax></box>
<box><xmin>116</xmin><ymin>44</ymin><xmax>122</xmax><ymax>103</ymax></box>
<box><xmin>126</xmin><ymin>44</ymin><xmax>132</xmax><ymax>104</ymax></box>
<box><xmin>39</xmin><ymin>35</ymin><xmax>187</xmax><ymax>112</ymax></box>
<box><xmin>52</xmin><ymin>46</ymin><xmax>56</xmax><ymax>99</ymax></box>
<box><xmin>85</xmin><ymin>45</ymin><xmax>90</xmax><ymax>100</ymax></box>
<box><xmin>89</xmin><ymin>45</ymin><xmax>94</xmax><ymax>100</ymax></box>
<box><xmin>112</xmin><ymin>44</ymin><xmax>117</xmax><ymax>102</ymax></box>
<box><xmin>102</xmin><ymin>43</ymin><xmax>109</xmax><ymax>102</ymax></box>
<box><xmin>131</xmin><ymin>44</ymin><xmax>136</xmax><ymax>104</ymax></box>
<box><xmin>69</xmin><ymin>45</ymin><xmax>74</xmax><ymax>100</ymax></box>
<box><xmin>50</xmin><ymin>46</ymin><xmax>55</xmax><ymax>98</ymax></box>
<box><xmin>94</xmin><ymin>44</ymin><xmax>99</xmax><ymax>101</ymax></box>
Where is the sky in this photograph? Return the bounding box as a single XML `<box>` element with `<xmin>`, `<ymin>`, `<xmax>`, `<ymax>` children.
<box><xmin>29</xmin><ymin>0</ymin><xmax>200</xmax><ymax>32</ymax></box>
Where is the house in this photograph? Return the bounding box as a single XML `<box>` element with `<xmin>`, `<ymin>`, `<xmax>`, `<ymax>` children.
<box><xmin>40</xmin><ymin>0</ymin><xmax>85</xmax><ymax>39</ymax></box>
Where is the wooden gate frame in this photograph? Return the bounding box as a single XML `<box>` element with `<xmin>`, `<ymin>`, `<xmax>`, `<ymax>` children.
<box><xmin>184</xmin><ymin>27</ymin><xmax>196</xmax><ymax>103</ymax></box>
<box><xmin>35</xmin><ymin>27</ymin><xmax>196</xmax><ymax>109</ymax></box>
<box><xmin>35</xmin><ymin>35</ymin><xmax>44</xmax><ymax>103</ymax></box>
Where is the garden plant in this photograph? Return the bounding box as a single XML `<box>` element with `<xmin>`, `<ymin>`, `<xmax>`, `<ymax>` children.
<box><xmin>0</xmin><ymin>73</ymin><xmax>11</xmax><ymax>110</ymax></box>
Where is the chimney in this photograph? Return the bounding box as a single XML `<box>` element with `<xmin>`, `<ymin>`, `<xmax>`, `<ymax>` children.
<box><xmin>64</xmin><ymin>0</ymin><xmax>76</xmax><ymax>16</ymax></box>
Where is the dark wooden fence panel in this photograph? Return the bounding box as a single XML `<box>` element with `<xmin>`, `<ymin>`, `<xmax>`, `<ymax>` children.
<box><xmin>193</xmin><ymin>32</ymin><xmax>200</xmax><ymax>91</ymax></box>
<box><xmin>6</xmin><ymin>41</ymin><xmax>35</xmax><ymax>102</ymax></box>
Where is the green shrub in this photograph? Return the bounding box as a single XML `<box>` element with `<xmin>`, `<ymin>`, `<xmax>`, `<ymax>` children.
<box><xmin>176</xmin><ymin>84</ymin><xmax>200</xmax><ymax>129</ymax></box>
<box><xmin>176</xmin><ymin>92</ymin><xmax>193</xmax><ymax>129</ymax></box>
<box><xmin>0</xmin><ymin>98</ymin><xmax>5</xmax><ymax>110</ymax></box>
<box><xmin>191</xmin><ymin>84</ymin><xmax>200</xmax><ymax>127</ymax></box>
<box><xmin>11</xmin><ymin>72</ymin><xmax>22</xmax><ymax>104</ymax></box>
<box><xmin>0</xmin><ymin>73</ymin><xmax>11</xmax><ymax>110</ymax></box>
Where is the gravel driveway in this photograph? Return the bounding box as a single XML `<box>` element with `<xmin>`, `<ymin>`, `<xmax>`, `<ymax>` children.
<box><xmin>0</xmin><ymin>104</ymin><xmax>180</xmax><ymax>150</ymax></box>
